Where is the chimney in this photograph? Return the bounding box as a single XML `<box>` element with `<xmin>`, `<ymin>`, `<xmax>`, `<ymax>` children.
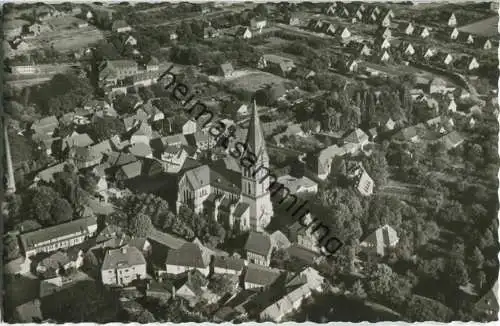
<box><xmin>121</xmin><ymin>246</ymin><xmax>127</xmax><ymax>254</ymax></box>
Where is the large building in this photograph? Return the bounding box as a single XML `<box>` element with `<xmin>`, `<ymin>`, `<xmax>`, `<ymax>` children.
<box><xmin>176</xmin><ymin>101</ymin><xmax>274</xmax><ymax>231</ymax></box>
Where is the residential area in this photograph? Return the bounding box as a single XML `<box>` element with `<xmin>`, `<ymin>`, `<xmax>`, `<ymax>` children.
<box><xmin>2</xmin><ymin>1</ymin><xmax>499</xmax><ymax>323</ymax></box>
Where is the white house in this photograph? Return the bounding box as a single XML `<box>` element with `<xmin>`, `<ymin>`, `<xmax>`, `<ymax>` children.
<box><xmin>101</xmin><ymin>245</ymin><xmax>147</xmax><ymax>286</ymax></box>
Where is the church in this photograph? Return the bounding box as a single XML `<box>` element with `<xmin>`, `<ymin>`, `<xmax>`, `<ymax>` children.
<box><xmin>176</xmin><ymin>100</ymin><xmax>274</xmax><ymax>232</ymax></box>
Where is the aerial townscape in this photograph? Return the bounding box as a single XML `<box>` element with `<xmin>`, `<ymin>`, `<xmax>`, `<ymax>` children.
<box><xmin>2</xmin><ymin>1</ymin><xmax>499</xmax><ymax>323</ymax></box>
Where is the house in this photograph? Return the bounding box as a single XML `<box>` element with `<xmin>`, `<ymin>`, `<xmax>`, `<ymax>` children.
<box><xmin>446</xmin><ymin>27</ymin><xmax>459</xmax><ymax>40</ymax></box>
<box><xmin>169</xmin><ymin>31</ymin><xmax>178</xmax><ymax>40</ymax></box>
<box><xmin>27</xmin><ymin>22</ymin><xmax>52</xmax><ymax>36</ymax></box>
<box><xmin>213</xmin><ymin>256</ymin><xmax>245</xmax><ymax>276</ymax></box>
<box><xmin>286</xmin><ymin>14</ymin><xmax>301</xmax><ymax>26</ymax></box>
<box><xmin>378</xmin><ymin>50</ymin><xmax>391</xmax><ymax>63</ymax></box>
<box><xmin>307</xmin><ymin>144</ymin><xmax>346</xmax><ymax>180</ymax></box>
<box><xmin>455</xmin><ymin>56</ymin><xmax>480</xmax><ymax>71</ymax></box>
<box><xmin>220</xmin><ymin>63</ymin><xmax>235</xmax><ymax>78</ymax></box>
<box><xmin>182</xmin><ymin>119</ymin><xmax>198</xmax><ymax>135</ymax></box>
<box><xmin>99</xmin><ymin>60</ymin><xmax>139</xmax><ymax>85</ymax></box>
<box><xmin>355</xmin><ymin>168</ymin><xmax>375</xmax><ymax>196</ymax></box>
<box><xmin>374</xmin><ymin>36</ymin><xmax>391</xmax><ymax>50</ymax></box>
<box><xmin>448</xmin><ymin>13</ymin><xmax>457</xmax><ymax>27</ymax></box>
<box><xmin>324</xmin><ymin>23</ymin><xmax>337</xmax><ymax>36</ymax></box>
<box><xmin>360</xmin><ymin>224</ymin><xmax>399</xmax><ymax>256</ymax></box>
<box><xmin>124</xmin><ymin>35</ymin><xmax>137</xmax><ymax>46</ymax></box>
<box><xmin>231</xmin><ymin>26</ymin><xmax>252</xmax><ymax>39</ymax></box>
<box><xmin>4</xmin><ymin>19</ymin><xmax>29</xmax><ymax>39</ymax></box>
<box><xmin>203</xmin><ymin>26</ymin><xmax>220</xmax><ymax>39</ymax></box>
<box><xmin>259</xmin><ymin>267</ymin><xmax>325</xmax><ymax>322</ymax></box>
<box><xmin>244</xmin><ymin>264</ymin><xmax>281</xmax><ymax>289</ymax></box>
<box><xmin>429</xmin><ymin>77</ymin><xmax>454</xmax><ymax>94</ymax></box>
<box><xmin>258</xmin><ymin>54</ymin><xmax>296</xmax><ymax>76</ymax></box>
<box><xmin>72</xmin><ymin>146</ymin><xmax>102</xmax><ymax>169</ymax></box>
<box><xmin>336</xmin><ymin>27</ymin><xmax>351</xmax><ymax>40</ymax></box>
<box><xmin>165</xmin><ymin>242</ymin><xmax>211</xmax><ymax>276</ymax></box>
<box><xmin>250</xmin><ymin>17</ymin><xmax>267</xmax><ymax>32</ymax></box>
<box><xmin>13</xmin><ymin>299</ymin><xmax>42</xmax><ymax>323</ymax></box>
<box><xmin>393</xmin><ymin>124</ymin><xmax>424</xmax><ymax>143</ymax></box>
<box><xmin>444</xmin><ymin>97</ymin><xmax>457</xmax><ymax>112</ymax></box>
<box><xmin>400</xmin><ymin>22</ymin><xmax>414</xmax><ymax>35</ymax></box>
<box><xmin>415</xmin><ymin>26</ymin><xmax>430</xmax><ymax>39</ymax></box>
<box><xmin>128</xmin><ymin>142</ymin><xmax>153</xmax><ymax>158</ymax></box>
<box><xmin>77</xmin><ymin>22</ymin><xmax>88</xmax><ymax>28</ymax></box>
<box><xmin>475</xmin><ymin>281</ymin><xmax>499</xmax><ymax>318</ymax></box>
<box><xmin>344</xmin><ymin>128</ymin><xmax>369</xmax><ymax>151</ymax></box>
<box><xmin>116</xmin><ymin>160</ymin><xmax>142</xmax><ymax>181</ymax></box>
<box><xmin>420</xmin><ymin>47</ymin><xmax>436</xmax><ymax>60</ymax></box>
<box><xmin>326</xmin><ymin>4</ymin><xmax>337</xmax><ymax>15</ymax></box>
<box><xmin>400</xmin><ymin>42</ymin><xmax>416</xmax><ymax>56</ymax></box>
<box><xmin>185</xmin><ymin>131</ymin><xmax>216</xmax><ymax>151</ymax></box>
<box><xmin>276</xmin><ymin>175</ymin><xmax>318</xmax><ymax>196</ymax></box>
<box><xmin>160</xmin><ymin>145</ymin><xmax>188</xmax><ymax>170</ymax></box>
<box><xmin>175</xmin><ymin>270</ymin><xmax>218</xmax><ymax>306</ymax></box>
<box><xmin>475</xmin><ymin>37</ymin><xmax>492</xmax><ymax>50</ymax></box>
<box><xmin>244</xmin><ymin>231</ymin><xmax>273</xmax><ymax>266</ymax></box>
<box><xmin>270</xmin><ymin>231</ymin><xmax>291</xmax><ymax>250</ymax></box>
<box><xmin>458</xmin><ymin>32</ymin><xmax>475</xmax><ymax>45</ymax></box>
<box><xmin>440</xmin><ymin>131</ymin><xmax>464</xmax><ymax>150</ymax></box>
<box><xmin>19</xmin><ymin>216</ymin><xmax>98</xmax><ymax>257</ymax></box>
<box><xmin>379</xmin><ymin>12</ymin><xmax>392</xmax><ymax>27</ymax></box>
<box><xmin>146</xmin><ymin>279</ymin><xmax>174</xmax><ymax>300</ymax></box>
<box><xmin>36</xmin><ymin>249</ymin><xmax>84</xmax><ymax>278</ymax></box>
<box><xmin>434</xmin><ymin>52</ymin><xmax>453</xmax><ymax>67</ymax></box>
<box><xmin>31</xmin><ymin>116</ymin><xmax>58</xmax><ymax>136</ymax></box>
<box><xmin>376</xmin><ymin>26</ymin><xmax>392</xmax><ymax>39</ymax></box>
<box><xmin>101</xmin><ymin>245</ymin><xmax>147</xmax><ymax>286</ymax></box>
<box><xmin>112</xmin><ymin>20</ymin><xmax>132</xmax><ymax>33</ymax></box>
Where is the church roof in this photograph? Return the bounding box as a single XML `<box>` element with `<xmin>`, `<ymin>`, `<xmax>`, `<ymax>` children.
<box><xmin>245</xmin><ymin>100</ymin><xmax>268</xmax><ymax>161</ymax></box>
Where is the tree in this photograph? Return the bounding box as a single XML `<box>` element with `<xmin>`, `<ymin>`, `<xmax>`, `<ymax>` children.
<box><xmin>404</xmin><ymin>295</ymin><xmax>452</xmax><ymax>322</ymax></box>
<box><xmin>254</xmin><ymin>3</ymin><xmax>268</xmax><ymax>17</ymax></box>
<box><xmin>4</xmin><ymin>234</ymin><xmax>21</xmax><ymax>261</ymax></box>
<box><xmin>475</xmin><ymin>271</ymin><xmax>487</xmax><ymax>290</ymax></box>
<box><xmin>350</xmin><ymin>280</ymin><xmax>367</xmax><ymax>300</ymax></box>
<box><xmin>113</xmin><ymin>93</ymin><xmax>139</xmax><ymax>115</ymax></box>
<box><xmin>29</xmin><ymin>186</ymin><xmax>60</xmax><ymax>226</ymax></box>
<box><xmin>470</xmin><ymin>247</ymin><xmax>485</xmax><ymax>269</ymax></box>
<box><xmin>208</xmin><ymin>274</ymin><xmax>238</xmax><ymax>296</ymax></box>
<box><xmin>446</xmin><ymin>258</ymin><xmax>469</xmax><ymax>287</ymax></box>
<box><xmin>51</xmin><ymin>198</ymin><xmax>74</xmax><ymax>224</ymax></box>
<box><xmin>127</xmin><ymin>213</ymin><xmax>153</xmax><ymax>237</ymax></box>
<box><xmin>90</xmin><ymin>116</ymin><xmax>126</xmax><ymax>141</ymax></box>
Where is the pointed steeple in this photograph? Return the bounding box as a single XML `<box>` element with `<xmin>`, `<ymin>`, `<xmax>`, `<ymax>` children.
<box><xmin>245</xmin><ymin>99</ymin><xmax>268</xmax><ymax>161</ymax></box>
<box><xmin>4</xmin><ymin>120</ymin><xmax>16</xmax><ymax>194</ymax></box>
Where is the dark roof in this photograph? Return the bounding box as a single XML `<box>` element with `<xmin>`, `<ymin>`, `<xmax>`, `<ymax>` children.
<box><xmin>166</xmin><ymin>242</ymin><xmax>210</xmax><ymax>268</ymax></box>
<box><xmin>244</xmin><ymin>263</ymin><xmax>281</xmax><ymax>286</ymax></box>
<box><xmin>244</xmin><ymin>231</ymin><xmax>272</xmax><ymax>257</ymax></box>
<box><xmin>20</xmin><ymin>217</ymin><xmax>97</xmax><ymax>251</ymax></box>
<box><xmin>101</xmin><ymin>245</ymin><xmax>146</xmax><ymax>270</ymax></box>
<box><xmin>213</xmin><ymin>256</ymin><xmax>245</xmax><ymax>271</ymax></box>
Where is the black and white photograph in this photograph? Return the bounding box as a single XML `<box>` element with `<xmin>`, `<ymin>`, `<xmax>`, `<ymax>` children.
<box><xmin>1</xmin><ymin>0</ymin><xmax>499</xmax><ymax>323</ymax></box>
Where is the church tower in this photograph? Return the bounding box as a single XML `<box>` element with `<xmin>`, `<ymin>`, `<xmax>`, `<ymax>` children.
<box><xmin>4</xmin><ymin>119</ymin><xmax>16</xmax><ymax>194</ymax></box>
<box><xmin>241</xmin><ymin>100</ymin><xmax>274</xmax><ymax>231</ymax></box>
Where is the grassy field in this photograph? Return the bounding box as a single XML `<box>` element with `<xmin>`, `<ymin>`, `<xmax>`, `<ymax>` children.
<box><xmin>458</xmin><ymin>16</ymin><xmax>499</xmax><ymax>37</ymax></box>
<box><xmin>225</xmin><ymin>70</ymin><xmax>289</xmax><ymax>93</ymax></box>
<box><xmin>26</xmin><ymin>16</ymin><xmax>105</xmax><ymax>53</ymax></box>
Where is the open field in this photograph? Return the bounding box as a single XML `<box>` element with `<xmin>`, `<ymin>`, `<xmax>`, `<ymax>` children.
<box><xmin>224</xmin><ymin>70</ymin><xmax>289</xmax><ymax>93</ymax></box>
<box><xmin>458</xmin><ymin>16</ymin><xmax>499</xmax><ymax>37</ymax></box>
<box><xmin>24</xmin><ymin>16</ymin><xmax>105</xmax><ymax>53</ymax></box>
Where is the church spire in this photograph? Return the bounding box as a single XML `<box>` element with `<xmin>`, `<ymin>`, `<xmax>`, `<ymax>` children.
<box><xmin>245</xmin><ymin>99</ymin><xmax>267</xmax><ymax>160</ymax></box>
<box><xmin>4</xmin><ymin>120</ymin><xmax>16</xmax><ymax>194</ymax></box>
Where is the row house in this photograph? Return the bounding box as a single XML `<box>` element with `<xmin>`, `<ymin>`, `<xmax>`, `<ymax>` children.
<box><xmin>19</xmin><ymin>217</ymin><xmax>98</xmax><ymax>257</ymax></box>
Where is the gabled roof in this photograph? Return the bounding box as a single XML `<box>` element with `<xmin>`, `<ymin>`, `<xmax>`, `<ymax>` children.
<box><xmin>166</xmin><ymin>242</ymin><xmax>210</xmax><ymax>268</ymax></box>
<box><xmin>344</xmin><ymin>128</ymin><xmax>369</xmax><ymax>144</ymax></box>
<box><xmin>119</xmin><ymin>160</ymin><xmax>142</xmax><ymax>179</ymax></box>
<box><xmin>245</xmin><ymin>231</ymin><xmax>272</xmax><ymax>257</ymax></box>
<box><xmin>112</xmin><ymin>20</ymin><xmax>130</xmax><ymax>30</ymax></box>
<box><xmin>101</xmin><ymin>245</ymin><xmax>146</xmax><ymax>270</ymax></box>
<box><xmin>361</xmin><ymin>224</ymin><xmax>398</xmax><ymax>255</ymax></box>
<box><xmin>213</xmin><ymin>256</ymin><xmax>245</xmax><ymax>271</ymax></box>
<box><xmin>20</xmin><ymin>217</ymin><xmax>97</xmax><ymax>251</ymax></box>
<box><xmin>244</xmin><ymin>263</ymin><xmax>281</xmax><ymax>286</ymax></box>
